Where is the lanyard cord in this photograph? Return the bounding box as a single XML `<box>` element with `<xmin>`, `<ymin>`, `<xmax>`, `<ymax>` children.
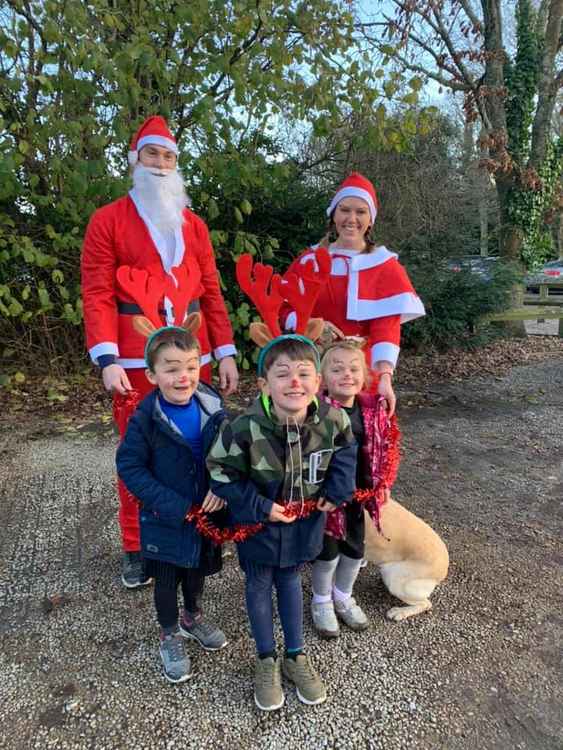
<box><xmin>286</xmin><ymin>415</ymin><xmax>305</xmax><ymax>514</ymax></box>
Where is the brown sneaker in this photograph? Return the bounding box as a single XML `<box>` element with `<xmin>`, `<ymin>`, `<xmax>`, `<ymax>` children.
<box><xmin>254</xmin><ymin>657</ymin><xmax>285</xmax><ymax>711</ymax></box>
<box><xmin>282</xmin><ymin>654</ymin><xmax>327</xmax><ymax>706</ymax></box>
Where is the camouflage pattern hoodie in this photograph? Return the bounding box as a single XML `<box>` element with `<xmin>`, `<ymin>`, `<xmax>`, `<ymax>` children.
<box><xmin>207</xmin><ymin>395</ymin><xmax>357</xmax><ymax>567</ymax></box>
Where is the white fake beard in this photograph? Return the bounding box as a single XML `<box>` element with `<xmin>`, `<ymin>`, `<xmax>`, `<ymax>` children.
<box><xmin>132</xmin><ymin>163</ymin><xmax>190</xmax><ymax>234</ymax></box>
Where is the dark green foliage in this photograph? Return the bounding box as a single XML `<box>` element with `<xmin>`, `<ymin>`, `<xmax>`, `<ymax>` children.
<box><xmin>0</xmin><ymin>0</ymin><xmax>369</xmax><ymax>372</ymax></box>
<box><xmin>401</xmin><ymin>261</ymin><xmax>522</xmax><ymax>352</ymax></box>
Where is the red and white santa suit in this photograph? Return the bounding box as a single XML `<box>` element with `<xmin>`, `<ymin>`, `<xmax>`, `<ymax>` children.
<box><xmin>82</xmin><ymin>197</ymin><xmax>235</xmax><ymax>377</ymax></box>
<box><xmin>81</xmin><ymin>117</ymin><xmax>235</xmax><ymax>552</ymax></box>
<box><xmin>281</xmin><ymin>173</ymin><xmax>424</xmax><ymax>374</ymax></box>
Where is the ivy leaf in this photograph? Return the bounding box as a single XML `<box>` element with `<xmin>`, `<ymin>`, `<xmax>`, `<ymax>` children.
<box><xmin>207</xmin><ymin>198</ymin><xmax>220</xmax><ymax>221</ymax></box>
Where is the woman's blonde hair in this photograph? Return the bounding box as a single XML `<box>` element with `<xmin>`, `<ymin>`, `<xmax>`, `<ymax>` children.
<box><xmin>320</xmin><ymin>340</ymin><xmax>371</xmax><ymax>389</ymax></box>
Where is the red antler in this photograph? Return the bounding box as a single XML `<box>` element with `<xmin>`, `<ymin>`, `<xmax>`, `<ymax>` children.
<box><xmin>236</xmin><ymin>254</ymin><xmax>283</xmax><ymax>337</ymax></box>
<box><xmin>164</xmin><ymin>257</ymin><xmax>202</xmax><ymax>326</ymax></box>
<box><xmin>116</xmin><ymin>266</ymin><xmax>166</xmax><ymax>329</ymax></box>
<box><xmin>281</xmin><ymin>248</ymin><xmax>331</xmax><ymax>334</ymax></box>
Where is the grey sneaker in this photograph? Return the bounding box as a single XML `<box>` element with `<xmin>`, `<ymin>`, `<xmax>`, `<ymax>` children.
<box><xmin>121</xmin><ymin>552</ymin><xmax>151</xmax><ymax>589</ymax></box>
<box><xmin>334</xmin><ymin>596</ymin><xmax>369</xmax><ymax>631</ymax></box>
<box><xmin>159</xmin><ymin>629</ymin><xmax>192</xmax><ymax>683</ymax></box>
<box><xmin>282</xmin><ymin>654</ymin><xmax>327</xmax><ymax>706</ymax></box>
<box><xmin>179</xmin><ymin>611</ymin><xmax>227</xmax><ymax>651</ymax></box>
<box><xmin>254</xmin><ymin>657</ymin><xmax>285</xmax><ymax>711</ymax></box>
<box><xmin>311</xmin><ymin>600</ymin><xmax>340</xmax><ymax>639</ymax></box>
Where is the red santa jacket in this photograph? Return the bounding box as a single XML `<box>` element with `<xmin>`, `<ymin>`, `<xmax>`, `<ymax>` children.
<box><xmin>81</xmin><ymin>192</ymin><xmax>235</xmax><ymax>368</ymax></box>
<box><xmin>281</xmin><ymin>246</ymin><xmax>425</xmax><ymax>368</ymax></box>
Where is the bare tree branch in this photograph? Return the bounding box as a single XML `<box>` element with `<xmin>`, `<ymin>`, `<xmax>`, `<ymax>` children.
<box><xmin>389</xmin><ymin>49</ymin><xmax>468</xmax><ymax>90</ymax></box>
<box><xmin>429</xmin><ymin>2</ymin><xmax>478</xmax><ymax>90</ymax></box>
<box><xmin>530</xmin><ymin>0</ymin><xmax>563</xmax><ymax>165</ymax></box>
<box><xmin>457</xmin><ymin>0</ymin><xmax>483</xmax><ymax>34</ymax></box>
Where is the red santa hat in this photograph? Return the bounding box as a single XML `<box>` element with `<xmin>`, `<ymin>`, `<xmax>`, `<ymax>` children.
<box><xmin>128</xmin><ymin>116</ymin><xmax>179</xmax><ymax>166</ymax></box>
<box><xmin>326</xmin><ymin>172</ymin><xmax>378</xmax><ymax>224</ymax></box>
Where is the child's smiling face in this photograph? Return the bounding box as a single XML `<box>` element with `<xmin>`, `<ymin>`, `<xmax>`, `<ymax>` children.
<box><xmin>322</xmin><ymin>347</ymin><xmax>366</xmax><ymax>407</ymax></box>
<box><xmin>260</xmin><ymin>354</ymin><xmax>321</xmax><ymax>423</ymax></box>
<box><xmin>146</xmin><ymin>345</ymin><xmax>200</xmax><ymax>405</ymax></box>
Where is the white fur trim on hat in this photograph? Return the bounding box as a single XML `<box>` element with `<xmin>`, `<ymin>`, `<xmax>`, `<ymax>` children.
<box><xmin>137</xmin><ymin>134</ymin><xmax>178</xmax><ymax>155</ymax></box>
<box><xmin>128</xmin><ymin>135</ymin><xmax>178</xmax><ymax>166</ymax></box>
<box><xmin>327</xmin><ymin>186</ymin><xmax>377</xmax><ymax>223</ymax></box>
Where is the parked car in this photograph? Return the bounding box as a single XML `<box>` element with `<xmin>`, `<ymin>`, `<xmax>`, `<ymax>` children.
<box><xmin>524</xmin><ymin>259</ymin><xmax>563</xmax><ymax>298</ymax></box>
<box><xmin>446</xmin><ymin>255</ymin><xmax>499</xmax><ymax>281</ymax></box>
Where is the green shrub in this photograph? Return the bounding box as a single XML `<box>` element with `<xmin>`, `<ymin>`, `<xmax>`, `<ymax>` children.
<box><xmin>401</xmin><ymin>260</ymin><xmax>522</xmax><ymax>352</ymax></box>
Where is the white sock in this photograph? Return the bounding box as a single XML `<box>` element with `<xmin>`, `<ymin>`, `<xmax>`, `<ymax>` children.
<box><xmin>333</xmin><ymin>585</ymin><xmax>351</xmax><ymax>603</ymax></box>
<box><xmin>334</xmin><ymin>554</ymin><xmax>363</xmax><ymax>600</ymax></box>
<box><xmin>311</xmin><ymin>557</ymin><xmax>339</xmax><ymax>602</ymax></box>
<box><xmin>312</xmin><ymin>592</ymin><xmax>332</xmax><ymax>605</ymax></box>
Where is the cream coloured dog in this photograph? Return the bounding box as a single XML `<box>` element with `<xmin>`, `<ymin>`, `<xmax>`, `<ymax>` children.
<box><xmin>363</xmin><ymin>500</ymin><xmax>449</xmax><ymax>621</ymax></box>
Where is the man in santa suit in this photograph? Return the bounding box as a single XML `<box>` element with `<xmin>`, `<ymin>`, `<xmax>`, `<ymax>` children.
<box><xmin>281</xmin><ymin>172</ymin><xmax>425</xmax><ymax>416</ymax></box>
<box><xmin>81</xmin><ymin>115</ymin><xmax>238</xmax><ymax>588</ymax></box>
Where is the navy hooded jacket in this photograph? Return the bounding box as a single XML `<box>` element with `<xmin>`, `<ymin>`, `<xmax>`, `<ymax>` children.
<box><xmin>116</xmin><ymin>383</ymin><xmax>225</xmax><ymax>568</ymax></box>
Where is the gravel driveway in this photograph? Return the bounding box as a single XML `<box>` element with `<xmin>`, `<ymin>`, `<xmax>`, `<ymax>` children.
<box><xmin>1</xmin><ymin>356</ymin><xmax>562</xmax><ymax>749</ymax></box>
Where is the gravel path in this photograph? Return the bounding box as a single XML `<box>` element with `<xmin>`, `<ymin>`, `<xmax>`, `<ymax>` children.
<box><xmin>1</xmin><ymin>356</ymin><xmax>562</xmax><ymax>749</ymax></box>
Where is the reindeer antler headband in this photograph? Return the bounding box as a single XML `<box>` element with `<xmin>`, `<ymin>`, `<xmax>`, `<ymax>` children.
<box><xmin>116</xmin><ymin>258</ymin><xmax>203</xmax><ymax>360</ymax></box>
<box><xmin>235</xmin><ymin>249</ymin><xmax>331</xmax><ymax>375</ymax></box>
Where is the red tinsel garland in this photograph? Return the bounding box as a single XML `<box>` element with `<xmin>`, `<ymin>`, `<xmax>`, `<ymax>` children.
<box><xmin>185</xmin><ymin>498</ymin><xmax>319</xmax><ymax>545</ymax></box>
<box><xmin>113</xmin><ymin>389</ymin><xmax>142</xmax><ymax>437</ymax></box>
<box><xmin>118</xmin><ymin>388</ymin><xmax>401</xmax><ymax>545</ymax></box>
<box><xmin>324</xmin><ymin>394</ymin><xmax>401</xmax><ymax>539</ymax></box>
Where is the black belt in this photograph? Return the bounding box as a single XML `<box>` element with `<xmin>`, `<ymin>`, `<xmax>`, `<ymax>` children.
<box><xmin>118</xmin><ymin>301</ymin><xmax>166</xmax><ymax>316</ymax></box>
<box><xmin>117</xmin><ymin>300</ymin><xmax>201</xmax><ymax>315</ymax></box>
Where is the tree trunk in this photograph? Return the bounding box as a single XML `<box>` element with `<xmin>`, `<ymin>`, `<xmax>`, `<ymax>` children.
<box><xmin>478</xmin><ymin>127</ymin><xmax>489</xmax><ymax>257</ymax></box>
<box><xmin>479</xmin><ymin>198</ymin><xmax>489</xmax><ymax>256</ymax></box>
<box><xmin>495</xmin><ymin>176</ymin><xmax>524</xmax><ymax>262</ymax></box>
<box><xmin>496</xmin><ymin>179</ymin><xmax>527</xmax><ymax>336</ymax></box>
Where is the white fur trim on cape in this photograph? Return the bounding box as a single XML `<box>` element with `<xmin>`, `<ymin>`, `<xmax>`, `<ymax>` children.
<box><xmin>89</xmin><ymin>341</ymin><xmax>119</xmax><ymax>365</ymax></box>
<box><xmin>347</xmin><ymin>289</ymin><xmax>426</xmax><ymax>323</ymax></box>
<box><xmin>327</xmin><ymin>187</ymin><xmax>377</xmax><ymax>223</ymax></box>
<box><xmin>299</xmin><ymin>245</ymin><xmax>397</xmax><ymax>273</ymax></box>
<box><xmin>371</xmin><ymin>342</ymin><xmax>400</xmax><ymax>368</ymax></box>
<box><xmin>294</xmin><ymin>245</ymin><xmax>424</xmax><ymax>323</ymax></box>
<box><xmin>334</xmin><ymin>245</ymin><xmax>397</xmax><ymax>270</ymax></box>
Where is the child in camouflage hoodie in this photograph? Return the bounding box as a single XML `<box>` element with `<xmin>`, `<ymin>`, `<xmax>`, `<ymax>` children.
<box><xmin>207</xmin><ymin>336</ymin><xmax>357</xmax><ymax>712</ymax></box>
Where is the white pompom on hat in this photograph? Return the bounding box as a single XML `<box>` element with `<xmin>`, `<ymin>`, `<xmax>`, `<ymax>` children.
<box><xmin>128</xmin><ymin>115</ymin><xmax>179</xmax><ymax>166</ymax></box>
<box><xmin>326</xmin><ymin>172</ymin><xmax>379</xmax><ymax>224</ymax></box>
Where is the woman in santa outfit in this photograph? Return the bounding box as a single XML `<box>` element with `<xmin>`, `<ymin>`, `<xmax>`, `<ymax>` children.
<box><xmin>81</xmin><ymin>116</ymin><xmax>238</xmax><ymax>588</ymax></box>
<box><xmin>281</xmin><ymin>174</ymin><xmax>425</xmax><ymax>636</ymax></box>
<box><xmin>281</xmin><ymin>172</ymin><xmax>425</xmax><ymax>416</ymax></box>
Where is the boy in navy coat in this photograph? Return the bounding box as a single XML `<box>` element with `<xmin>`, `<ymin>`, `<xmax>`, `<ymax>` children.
<box><xmin>117</xmin><ymin>326</ymin><xmax>227</xmax><ymax>683</ymax></box>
